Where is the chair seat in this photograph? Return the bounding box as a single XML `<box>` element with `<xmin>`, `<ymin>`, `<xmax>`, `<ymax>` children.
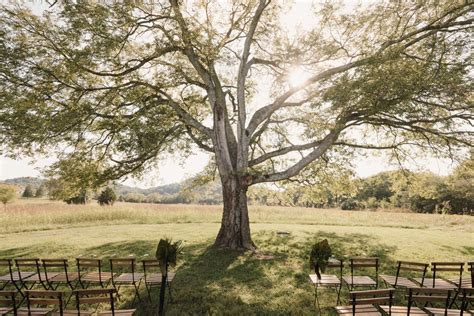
<box><xmin>144</xmin><ymin>272</ymin><xmax>175</xmax><ymax>284</ymax></box>
<box><xmin>113</xmin><ymin>273</ymin><xmax>144</xmax><ymax>283</ymax></box>
<box><xmin>18</xmin><ymin>307</ymin><xmax>53</xmax><ymax>316</ymax></box>
<box><xmin>342</xmin><ymin>275</ymin><xmax>377</xmax><ymax>286</ymax></box>
<box><xmin>98</xmin><ymin>309</ymin><xmax>136</xmax><ymax>315</ymax></box>
<box><xmin>309</xmin><ymin>274</ymin><xmax>340</xmax><ymax>286</ymax></box>
<box><xmin>380</xmin><ymin>274</ymin><xmax>421</xmax><ymax>288</ymax></box>
<box><xmin>0</xmin><ymin>307</ymin><xmax>13</xmax><ymax>315</ymax></box>
<box><xmin>49</xmin><ymin>272</ymin><xmax>79</xmax><ymax>282</ymax></box>
<box><xmin>449</xmin><ymin>277</ymin><xmax>473</xmax><ymax>289</ymax></box>
<box><xmin>53</xmin><ymin>310</ymin><xmax>93</xmax><ymax>316</ymax></box>
<box><xmin>23</xmin><ymin>272</ymin><xmax>59</xmax><ymax>282</ymax></box>
<box><xmin>379</xmin><ymin>305</ymin><xmax>428</xmax><ymax>315</ymax></box>
<box><xmin>425</xmin><ymin>307</ymin><xmax>463</xmax><ymax>316</ymax></box>
<box><xmin>335</xmin><ymin>304</ymin><xmax>381</xmax><ymax>315</ymax></box>
<box><xmin>80</xmin><ymin>272</ymin><xmax>113</xmax><ymax>283</ymax></box>
<box><xmin>0</xmin><ymin>271</ymin><xmax>35</xmax><ymax>282</ymax></box>
<box><xmin>413</xmin><ymin>278</ymin><xmax>457</xmax><ymax>289</ymax></box>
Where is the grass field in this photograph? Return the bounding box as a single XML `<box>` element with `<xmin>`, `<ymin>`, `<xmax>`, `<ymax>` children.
<box><xmin>1</xmin><ymin>200</ymin><xmax>473</xmax><ymax>315</ymax></box>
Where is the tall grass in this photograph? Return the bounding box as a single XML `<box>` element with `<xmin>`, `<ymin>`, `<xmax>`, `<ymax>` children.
<box><xmin>2</xmin><ymin>200</ymin><xmax>472</xmax><ymax>234</ymax></box>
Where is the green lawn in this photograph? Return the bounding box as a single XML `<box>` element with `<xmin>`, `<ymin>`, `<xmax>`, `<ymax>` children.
<box><xmin>1</xmin><ymin>200</ymin><xmax>473</xmax><ymax>315</ymax></box>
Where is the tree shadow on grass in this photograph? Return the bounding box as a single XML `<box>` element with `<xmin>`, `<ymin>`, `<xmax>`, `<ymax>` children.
<box><xmin>0</xmin><ymin>232</ymin><xmax>403</xmax><ymax>315</ymax></box>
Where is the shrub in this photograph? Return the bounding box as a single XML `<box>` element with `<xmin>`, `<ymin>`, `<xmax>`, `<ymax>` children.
<box><xmin>0</xmin><ymin>184</ymin><xmax>17</xmax><ymax>209</ymax></box>
<box><xmin>98</xmin><ymin>187</ymin><xmax>117</xmax><ymax>206</ymax></box>
<box><xmin>35</xmin><ymin>184</ymin><xmax>46</xmax><ymax>197</ymax></box>
<box><xmin>22</xmin><ymin>184</ymin><xmax>35</xmax><ymax>198</ymax></box>
<box><xmin>340</xmin><ymin>199</ymin><xmax>358</xmax><ymax>210</ymax></box>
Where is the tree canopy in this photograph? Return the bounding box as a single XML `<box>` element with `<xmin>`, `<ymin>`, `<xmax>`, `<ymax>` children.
<box><xmin>0</xmin><ymin>0</ymin><xmax>472</xmax><ymax>249</ymax></box>
<box><xmin>0</xmin><ymin>184</ymin><xmax>17</xmax><ymax>209</ymax></box>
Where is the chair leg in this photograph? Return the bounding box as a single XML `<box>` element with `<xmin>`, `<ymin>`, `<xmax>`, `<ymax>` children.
<box><xmin>145</xmin><ymin>283</ymin><xmax>152</xmax><ymax>303</ymax></box>
<box><xmin>132</xmin><ymin>280</ymin><xmax>142</xmax><ymax>305</ymax></box>
<box><xmin>65</xmin><ymin>291</ymin><xmax>75</xmax><ymax>308</ymax></box>
<box><xmin>336</xmin><ymin>284</ymin><xmax>342</xmax><ymax>305</ymax></box>
<box><xmin>315</xmin><ymin>285</ymin><xmax>322</xmax><ymax>315</ymax></box>
<box><xmin>167</xmin><ymin>281</ymin><xmax>173</xmax><ymax>304</ymax></box>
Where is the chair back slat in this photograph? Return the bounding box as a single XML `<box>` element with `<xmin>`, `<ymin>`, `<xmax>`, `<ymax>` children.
<box><xmin>432</xmin><ymin>262</ymin><xmax>465</xmax><ymax>266</ymax></box>
<box><xmin>27</xmin><ymin>290</ymin><xmax>63</xmax><ymax>298</ymax></box>
<box><xmin>413</xmin><ymin>295</ymin><xmax>449</xmax><ymax>303</ymax></box>
<box><xmin>110</xmin><ymin>258</ymin><xmax>135</xmax><ymax>267</ymax></box>
<box><xmin>79</xmin><ymin>297</ymin><xmax>110</xmax><ymax>304</ymax></box>
<box><xmin>77</xmin><ymin>258</ymin><xmax>101</xmax><ymax>268</ymax></box>
<box><xmin>399</xmin><ymin>267</ymin><xmax>427</xmax><ymax>272</ymax></box>
<box><xmin>42</xmin><ymin>259</ymin><xmax>68</xmax><ymax>267</ymax></box>
<box><xmin>349</xmin><ymin>258</ymin><xmax>379</xmax><ymax>268</ymax></box>
<box><xmin>142</xmin><ymin>259</ymin><xmax>160</xmax><ymax>267</ymax></box>
<box><xmin>399</xmin><ymin>261</ymin><xmax>429</xmax><ymax>267</ymax></box>
<box><xmin>0</xmin><ymin>259</ymin><xmax>12</xmax><ymax>267</ymax></box>
<box><xmin>354</xmin><ymin>297</ymin><xmax>390</xmax><ymax>305</ymax></box>
<box><xmin>15</xmin><ymin>258</ymin><xmax>40</xmax><ymax>267</ymax></box>
<box><xmin>74</xmin><ymin>288</ymin><xmax>116</xmax><ymax>296</ymax></box>
<box><xmin>0</xmin><ymin>298</ymin><xmax>14</xmax><ymax>304</ymax></box>
<box><xmin>29</xmin><ymin>298</ymin><xmax>62</xmax><ymax>305</ymax></box>
<box><xmin>435</xmin><ymin>267</ymin><xmax>463</xmax><ymax>272</ymax></box>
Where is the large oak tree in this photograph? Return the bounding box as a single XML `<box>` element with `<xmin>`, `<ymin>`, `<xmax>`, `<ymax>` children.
<box><xmin>1</xmin><ymin>0</ymin><xmax>472</xmax><ymax>250</ymax></box>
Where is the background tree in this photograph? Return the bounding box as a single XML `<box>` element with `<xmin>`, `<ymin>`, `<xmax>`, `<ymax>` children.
<box><xmin>0</xmin><ymin>184</ymin><xmax>17</xmax><ymax>210</ymax></box>
<box><xmin>98</xmin><ymin>187</ymin><xmax>117</xmax><ymax>206</ymax></box>
<box><xmin>35</xmin><ymin>184</ymin><xmax>46</xmax><ymax>198</ymax></box>
<box><xmin>0</xmin><ymin>1</ymin><xmax>472</xmax><ymax>250</ymax></box>
<box><xmin>22</xmin><ymin>184</ymin><xmax>34</xmax><ymax>198</ymax></box>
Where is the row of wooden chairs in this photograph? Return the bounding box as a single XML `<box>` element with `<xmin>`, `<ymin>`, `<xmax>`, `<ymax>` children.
<box><xmin>0</xmin><ymin>258</ymin><xmax>175</xmax><ymax>304</ymax></box>
<box><xmin>0</xmin><ymin>288</ymin><xmax>135</xmax><ymax>316</ymax></box>
<box><xmin>334</xmin><ymin>287</ymin><xmax>474</xmax><ymax>315</ymax></box>
<box><xmin>309</xmin><ymin>258</ymin><xmax>473</xmax><ymax>312</ymax></box>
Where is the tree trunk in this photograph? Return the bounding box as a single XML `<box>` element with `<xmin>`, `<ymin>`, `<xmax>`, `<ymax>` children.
<box><xmin>214</xmin><ymin>176</ymin><xmax>256</xmax><ymax>251</ymax></box>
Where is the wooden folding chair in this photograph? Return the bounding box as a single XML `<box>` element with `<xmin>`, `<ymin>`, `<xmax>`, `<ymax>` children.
<box><xmin>0</xmin><ymin>290</ymin><xmax>18</xmax><ymax>316</ymax></box>
<box><xmin>0</xmin><ymin>259</ymin><xmax>32</xmax><ymax>296</ymax></box>
<box><xmin>42</xmin><ymin>259</ymin><xmax>79</xmax><ymax>291</ymax></box>
<box><xmin>450</xmin><ymin>262</ymin><xmax>473</xmax><ymax>290</ymax></box>
<box><xmin>378</xmin><ymin>287</ymin><xmax>431</xmax><ymax>315</ymax></box>
<box><xmin>17</xmin><ymin>290</ymin><xmax>64</xmax><ymax>316</ymax></box>
<box><xmin>407</xmin><ymin>287</ymin><xmax>462</xmax><ymax>315</ymax></box>
<box><xmin>73</xmin><ymin>288</ymin><xmax>135</xmax><ymax>316</ymax></box>
<box><xmin>76</xmin><ymin>258</ymin><xmax>112</xmax><ymax>289</ymax></box>
<box><xmin>14</xmin><ymin>259</ymin><xmax>52</xmax><ymax>291</ymax></box>
<box><xmin>141</xmin><ymin>259</ymin><xmax>175</xmax><ymax>302</ymax></box>
<box><xmin>109</xmin><ymin>259</ymin><xmax>143</xmax><ymax>304</ymax></box>
<box><xmin>413</xmin><ymin>262</ymin><xmax>464</xmax><ymax>290</ymax></box>
<box><xmin>334</xmin><ymin>288</ymin><xmax>395</xmax><ymax>315</ymax></box>
<box><xmin>342</xmin><ymin>257</ymin><xmax>379</xmax><ymax>290</ymax></box>
<box><xmin>309</xmin><ymin>258</ymin><xmax>343</xmax><ymax>313</ymax></box>
<box><xmin>380</xmin><ymin>261</ymin><xmax>429</xmax><ymax>289</ymax></box>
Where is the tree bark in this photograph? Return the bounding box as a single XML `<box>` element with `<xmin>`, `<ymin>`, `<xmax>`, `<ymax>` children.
<box><xmin>214</xmin><ymin>176</ymin><xmax>256</xmax><ymax>251</ymax></box>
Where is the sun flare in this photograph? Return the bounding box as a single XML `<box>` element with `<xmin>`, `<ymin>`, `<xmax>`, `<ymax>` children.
<box><xmin>288</xmin><ymin>67</ymin><xmax>312</xmax><ymax>88</ymax></box>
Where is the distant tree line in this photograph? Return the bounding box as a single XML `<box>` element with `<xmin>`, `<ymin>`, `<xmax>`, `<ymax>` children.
<box><xmin>3</xmin><ymin>156</ymin><xmax>472</xmax><ymax>215</ymax></box>
<box><xmin>248</xmin><ymin>156</ymin><xmax>474</xmax><ymax>215</ymax></box>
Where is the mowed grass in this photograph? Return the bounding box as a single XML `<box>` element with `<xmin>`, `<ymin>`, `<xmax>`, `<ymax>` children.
<box><xmin>1</xmin><ymin>200</ymin><xmax>473</xmax><ymax>315</ymax></box>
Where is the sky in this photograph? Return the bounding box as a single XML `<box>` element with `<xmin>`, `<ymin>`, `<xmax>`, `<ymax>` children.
<box><xmin>0</xmin><ymin>0</ymin><xmax>459</xmax><ymax>187</ymax></box>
